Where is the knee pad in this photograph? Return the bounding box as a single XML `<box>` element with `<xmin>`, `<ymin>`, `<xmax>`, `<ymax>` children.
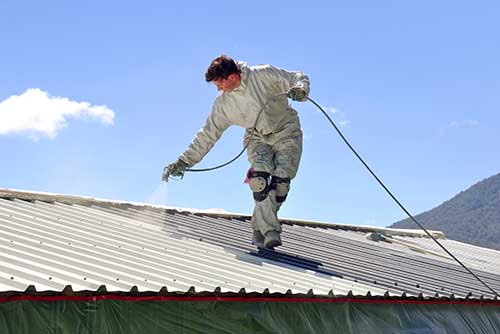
<box><xmin>271</xmin><ymin>176</ymin><xmax>291</xmax><ymax>203</ymax></box>
<box><xmin>248</xmin><ymin>171</ymin><xmax>270</xmax><ymax>202</ymax></box>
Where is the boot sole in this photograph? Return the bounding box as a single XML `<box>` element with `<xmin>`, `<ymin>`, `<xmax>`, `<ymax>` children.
<box><xmin>264</xmin><ymin>239</ymin><xmax>282</xmax><ymax>249</ymax></box>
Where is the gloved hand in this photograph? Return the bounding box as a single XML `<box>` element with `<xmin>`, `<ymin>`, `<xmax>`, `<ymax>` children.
<box><xmin>162</xmin><ymin>159</ymin><xmax>189</xmax><ymax>182</ymax></box>
<box><xmin>287</xmin><ymin>86</ymin><xmax>308</xmax><ymax>102</ymax></box>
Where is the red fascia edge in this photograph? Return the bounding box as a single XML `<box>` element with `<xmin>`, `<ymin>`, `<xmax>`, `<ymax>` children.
<box><xmin>0</xmin><ymin>295</ymin><xmax>499</xmax><ymax>306</ymax></box>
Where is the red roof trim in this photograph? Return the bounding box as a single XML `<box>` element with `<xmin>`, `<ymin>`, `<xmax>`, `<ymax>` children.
<box><xmin>1</xmin><ymin>295</ymin><xmax>499</xmax><ymax>306</ymax></box>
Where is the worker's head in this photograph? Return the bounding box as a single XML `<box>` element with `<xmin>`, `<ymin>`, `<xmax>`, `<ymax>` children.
<box><xmin>206</xmin><ymin>55</ymin><xmax>241</xmax><ymax>93</ymax></box>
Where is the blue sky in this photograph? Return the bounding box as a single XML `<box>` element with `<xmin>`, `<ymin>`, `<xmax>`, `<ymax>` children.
<box><xmin>1</xmin><ymin>1</ymin><xmax>499</xmax><ymax>227</ymax></box>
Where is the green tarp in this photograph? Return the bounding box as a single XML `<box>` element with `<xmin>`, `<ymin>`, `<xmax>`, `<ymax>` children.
<box><xmin>1</xmin><ymin>298</ymin><xmax>500</xmax><ymax>334</ymax></box>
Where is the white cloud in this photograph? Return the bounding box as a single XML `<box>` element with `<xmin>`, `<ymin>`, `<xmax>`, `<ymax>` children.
<box><xmin>0</xmin><ymin>88</ymin><xmax>115</xmax><ymax>139</ymax></box>
<box><xmin>448</xmin><ymin>120</ymin><xmax>480</xmax><ymax>129</ymax></box>
<box><xmin>325</xmin><ymin>106</ymin><xmax>339</xmax><ymax>114</ymax></box>
<box><xmin>323</xmin><ymin>106</ymin><xmax>350</xmax><ymax>128</ymax></box>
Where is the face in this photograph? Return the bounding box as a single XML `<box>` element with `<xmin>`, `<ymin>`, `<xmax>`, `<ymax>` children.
<box><xmin>213</xmin><ymin>74</ymin><xmax>241</xmax><ymax>93</ymax></box>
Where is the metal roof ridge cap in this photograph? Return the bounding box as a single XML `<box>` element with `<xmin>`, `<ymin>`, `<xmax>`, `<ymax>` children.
<box><xmin>0</xmin><ymin>187</ymin><xmax>258</xmax><ymax>221</ymax></box>
<box><xmin>279</xmin><ymin>217</ymin><xmax>446</xmax><ymax>240</ymax></box>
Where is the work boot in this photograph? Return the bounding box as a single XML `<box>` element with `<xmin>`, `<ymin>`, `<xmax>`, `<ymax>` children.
<box><xmin>253</xmin><ymin>230</ymin><xmax>265</xmax><ymax>248</ymax></box>
<box><xmin>264</xmin><ymin>230</ymin><xmax>282</xmax><ymax>249</ymax></box>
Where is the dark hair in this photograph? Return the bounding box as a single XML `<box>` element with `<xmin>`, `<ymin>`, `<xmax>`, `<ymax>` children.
<box><xmin>205</xmin><ymin>55</ymin><xmax>241</xmax><ymax>82</ymax></box>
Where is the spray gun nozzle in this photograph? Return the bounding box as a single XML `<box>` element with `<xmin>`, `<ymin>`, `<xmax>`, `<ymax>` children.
<box><xmin>162</xmin><ymin>167</ymin><xmax>170</xmax><ymax>183</ymax></box>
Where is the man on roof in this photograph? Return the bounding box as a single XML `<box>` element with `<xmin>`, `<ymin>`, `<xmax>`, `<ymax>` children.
<box><xmin>164</xmin><ymin>55</ymin><xmax>310</xmax><ymax>249</ymax></box>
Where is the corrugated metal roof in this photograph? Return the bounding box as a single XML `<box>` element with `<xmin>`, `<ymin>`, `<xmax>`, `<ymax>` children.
<box><xmin>1</xmin><ymin>188</ymin><xmax>499</xmax><ymax>301</ymax></box>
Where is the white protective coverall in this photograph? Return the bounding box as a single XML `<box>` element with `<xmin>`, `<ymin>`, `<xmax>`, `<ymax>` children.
<box><xmin>179</xmin><ymin>61</ymin><xmax>310</xmax><ymax>237</ymax></box>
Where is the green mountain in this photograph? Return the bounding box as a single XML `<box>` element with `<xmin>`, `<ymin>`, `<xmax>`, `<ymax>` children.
<box><xmin>390</xmin><ymin>173</ymin><xmax>500</xmax><ymax>250</ymax></box>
